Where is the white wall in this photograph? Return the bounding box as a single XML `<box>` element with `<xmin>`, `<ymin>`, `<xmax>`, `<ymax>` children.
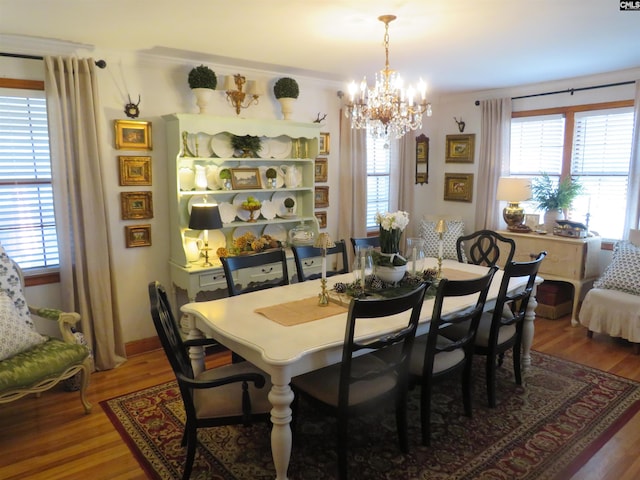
<box><xmin>4</xmin><ymin>41</ymin><xmax>639</xmax><ymax>345</ymax></box>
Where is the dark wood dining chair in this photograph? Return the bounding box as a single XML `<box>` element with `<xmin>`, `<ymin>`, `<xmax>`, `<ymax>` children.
<box><xmin>443</xmin><ymin>252</ymin><xmax>546</xmax><ymax>407</ymax></box>
<box><xmin>148</xmin><ymin>281</ymin><xmax>271</xmax><ymax>480</ymax></box>
<box><xmin>409</xmin><ymin>266</ymin><xmax>498</xmax><ymax>445</ymax></box>
<box><xmin>220</xmin><ymin>249</ymin><xmax>289</xmax><ymax>296</ymax></box>
<box><xmin>350</xmin><ymin>236</ymin><xmax>380</xmax><ymax>254</ymax></box>
<box><xmin>456</xmin><ymin>229</ymin><xmax>515</xmax><ymax>268</ymax></box>
<box><xmin>291</xmin><ymin>240</ymin><xmax>349</xmax><ymax>282</ymax></box>
<box><xmin>291</xmin><ymin>283</ymin><xmax>428</xmax><ymax>480</ymax></box>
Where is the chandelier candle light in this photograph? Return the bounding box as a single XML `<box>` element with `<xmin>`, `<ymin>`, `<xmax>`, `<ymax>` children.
<box><xmin>345</xmin><ymin>15</ymin><xmax>432</xmax><ymax>139</ymax></box>
<box><xmin>314</xmin><ymin>232</ymin><xmax>335</xmax><ymax>306</ymax></box>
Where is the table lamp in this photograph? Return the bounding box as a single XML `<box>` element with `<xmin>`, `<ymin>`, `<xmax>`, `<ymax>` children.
<box><xmin>314</xmin><ymin>232</ymin><xmax>335</xmax><ymax>306</ymax></box>
<box><xmin>188</xmin><ymin>203</ymin><xmax>223</xmax><ymax>266</ymax></box>
<box><xmin>496</xmin><ymin>177</ymin><xmax>531</xmax><ymax>230</ymax></box>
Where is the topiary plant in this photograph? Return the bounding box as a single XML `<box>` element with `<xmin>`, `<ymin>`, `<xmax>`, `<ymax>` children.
<box><xmin>273</xmin><ymin>77</ymin><xmax>299</xmax><ymax>99</ymax></box>
<box><xmin>218</xmin><ymin>168</ymin><xmax>231</xmax><ymax>180</ymax></box>
<box><xmin>188</xmin><ymin>65</ymin><xmax>217</xmax><ymax>90</ymax></box>
<box><xmin>266</xmin><ymin>168</ymin><xmax>278</xmax><ymax>179</ymax></box>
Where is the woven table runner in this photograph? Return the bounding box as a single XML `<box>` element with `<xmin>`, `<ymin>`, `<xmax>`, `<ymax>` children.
<box><xmin>441</xmin><ymin>267</ymin><xmax>484</xmax><ymax>281</ymax></box>
<box><xmin>255</xmin><ymin>296</ymin><xmax>348</xmax><ymax>326</ymax></box>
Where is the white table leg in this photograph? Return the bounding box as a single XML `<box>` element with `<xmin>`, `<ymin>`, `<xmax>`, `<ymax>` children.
<box><xmin>185</xmin><ymin>314</ymin><xmax>206</xmax><ymax>377</ymax></box>
<box><xmin>268</xmin><ymin>377</ymin><xmax>294</xmax><ymax>480</ymax></box>
<box><xmin>522</xmin><ymin>289</ymin><xmax>538</xmax><ymax>368</ymax></box>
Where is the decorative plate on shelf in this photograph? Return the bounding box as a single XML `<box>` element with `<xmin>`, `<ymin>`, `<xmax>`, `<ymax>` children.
<box><xmin>260</xmin><ymin>199</ymin><xmax>277</xmax><ymax>220</ymax></box>
<box><xmin>210</xmin><ymin>132</ymin><xmax>234</xmax><ymax>158</ymax></box>
<box><xmin>266</xmin><ymin>136</ymin><xmax>292</xmax><ymax>159</ymax></box>
<box><xmin>232</xmin><ymin>225</ymin><xmax>263</xmax><ymax>240</ymax></box>
<box><xmin>258</xmin><ymin>137</ymin><xmax>271</xmax><ymax>159</ymax></box>
<box><xmin>272</xmin><ymin>191</ymin><xmax>297</xmax><ymax>218</ymax></box>
<box><xmin>206</xmin><ymin>165</ymin><xmax>220</xmax><ymax>190</ymax></box>
<box><xmin>196</xmin><ymin>132</ymin><xmax>214</xmax><ymax>157</ymax></box>
<box><xmin>263</xmin><ymin>224</ymin><xmax>287</xmax><ymax>243</ymax></box>
<box><xmin>233</xmin><ymin>193</ymin><xmax>263</xmax><ymax>222</ymax></box>
<box><xmin>218</xmin><ymin>201</ymin><xmax>237</xmax><ymax>224</ymax></box>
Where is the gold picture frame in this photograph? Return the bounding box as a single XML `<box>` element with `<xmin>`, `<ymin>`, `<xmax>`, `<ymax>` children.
<box><xmin>315</xmin><ymin>186</ymin><xmax>329</xmax><ymax>208</ymax></box>
<box><xmin>415</xmin><ymin>134</ymin><xmax>429</xmax><ymax>185</ymax></box>
<box><xmin>444</xmin><ymin>173</ymin><xmax>474</xmax><ymax>202</ymax></box>
<box><xmin>230</xmin><ymin>167</ymin><xmax>262</xmax><ymax>190</ymax></box>
<box><xmin>125</xmin><ymin>224</ymin><xmax>151</xmax><ymax>248</ymax></box>
<box><xmin>314</xmin><ymin>157</ymin><xmax>328</xmax><ymax>183</ymax></box>
<box><xmin>315</xmin><ymin>211</ymin><xmax>327</xmax><ymax>229</ymax></box>
<box><xmin>445</xmin><ymin>134</ymin><xmax>475</xmax><ymax>163</ymax></box>
<box><xmin>319</xmin><ymin>132</ymin><xmax>330</xmax><ymax>155</ymax></box>
<box><xmin>118</xmin><ymin>156</ymin><xmax>152</xmax><ymax>186</ymax></box>
<box><xmin>115</xmin><ymin>120</ymin><xmax>152</xmax><ymax>150</ymax></box>
<box><xmin>120</xmin><ymin>191</ymin><xmax>154</xmax><ymax>219</ymax></box>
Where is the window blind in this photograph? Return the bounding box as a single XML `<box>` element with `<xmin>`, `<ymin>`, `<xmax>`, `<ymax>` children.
<box><xmin>509</xmin><ymin>115</ymin><xmax>565</xmax><ymax>176</ymax></box>
<box><xmin>0</xmin><ymin>94</ymin><xmax>59</xmax><ymax>269</ymax></box>
<box><xmin>366</xmin><ymin>134</ymin><xmax>390</xmax><ymax>229</ymax></box>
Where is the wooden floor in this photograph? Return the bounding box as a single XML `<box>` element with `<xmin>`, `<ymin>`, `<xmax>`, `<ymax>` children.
<box><xmin>1</xmin><ymin>316</ymin><xmax>640</xmax><ymax>480</ymax></box>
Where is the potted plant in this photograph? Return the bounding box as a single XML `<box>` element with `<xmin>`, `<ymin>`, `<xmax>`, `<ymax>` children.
<box><xmin>273</xmin><ymin>77</ymin><xmax>299</xmax><ymax>120</ymax></box>
<box><xmin>188</xmin><ymin>65</ymin><xmax>217</xmax><ymax>114</ymax></box>
<box><xmin>374</xmin><ymin>211</ymin><xmax>410</xmax><ymax>283</ymax></box>
<box><xmin>231</xmin><ymin>135</ymin><xmax>262</xmax><ymax>158</ymax></box>
<box><xmin>218</xmin><ymin>168</ymin><xmax>232</xmax><ymax>190</ymax></box>
<box><xmin>284</xmin><ymin>197</ymin><xmax>295</xmax><ymax>216</ymax></box>
<box><xmin>531</xmin><ymin>173</ymin><xmax>583</xmax><ymax>231</ymax></box>
<box><xmin>266</xmin><ymin>167</ymin><xmax>278</xmax><ymax>188</ymax></box>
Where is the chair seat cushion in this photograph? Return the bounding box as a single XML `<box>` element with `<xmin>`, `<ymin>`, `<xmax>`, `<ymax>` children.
<box><xmin>194</xmin><ymin>361</ymin><xmax>273</xmax><ymax>419</ymax></box>
<box><xmin>579</xmin><ymin>288</ymin><xmax>640</xmax><ymax>342</ymax></box>
<box><xmin>0</xmin><ymin>338</ymin><xmax>89</xmax><ymax>391</ymax></box>
<box><xmin>409</xmin><ymin>335</ymin><xmax>465</xmax><ymax>376</ymax></box>
<box><xmin>292</xmin><ymin>354</ymin><xmax>396</xmax><ymax>407</ymax></box>
<box><xmin>443</xmin><ymin>312</ymin><xmax>516</xmax><ymax>348</ymax></box>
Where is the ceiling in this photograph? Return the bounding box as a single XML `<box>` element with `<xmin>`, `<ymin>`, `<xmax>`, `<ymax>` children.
<box><xmin>2</xmin><ymin>0</ymin><xmax>640</xmax><ymax>94</ymax></box>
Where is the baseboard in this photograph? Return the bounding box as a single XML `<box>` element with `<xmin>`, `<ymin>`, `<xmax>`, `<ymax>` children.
<box><xmin>125</xmin><ymin>336</ymin><xmax>162</xmax><ymax>357</ymax></box>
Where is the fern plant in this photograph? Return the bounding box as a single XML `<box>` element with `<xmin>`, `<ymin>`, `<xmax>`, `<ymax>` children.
<box><xmin>531</xmin><ymin>173</ymin><xmax>583</xmax><ymax>210</ymax></box>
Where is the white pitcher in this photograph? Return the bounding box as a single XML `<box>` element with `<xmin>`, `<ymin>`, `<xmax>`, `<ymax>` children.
<box><xmin>179</xmin><ymin>167</ymin><xmax>195</xmax><ymax>191</ymax></box>
<box><xmin>281</xmin><ymin>165</ymin><xmax>301</xmax><ymax>188</ymax></box>
<box><xmin>184</xmin><ymin>236</ymin><xmax>203</xmax><ymax>262</ymax></box>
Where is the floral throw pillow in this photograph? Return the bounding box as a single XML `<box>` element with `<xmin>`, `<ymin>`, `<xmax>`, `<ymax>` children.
<box><xmin>418</xmin><ymin>220</ymin><xmax>467</xmax><ymax>262</ymax></box>
<box><xmin>0</xmin><ymin>293</ymin><xmax>46</xmax><ymax>361</ymax></box>
<box><xmin>0</xmin><ymin>243</ymin><xmax>32</xmax><ymax>328</ymax></box>
<box><xmin>594</xmin><ymin>241</ymin><xmax>640</xmax><ymax>296</ymax></box>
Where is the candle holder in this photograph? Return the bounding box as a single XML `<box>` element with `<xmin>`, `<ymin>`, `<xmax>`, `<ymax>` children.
<box><xmin>314</xmin><ymin>232</ymin><xmax>335</xmax><ymax>307</ymax></box>
<box><xmin>435</xmin><ymin>219</ymin><xmax>447</xmax><ymax>279</ymax></box>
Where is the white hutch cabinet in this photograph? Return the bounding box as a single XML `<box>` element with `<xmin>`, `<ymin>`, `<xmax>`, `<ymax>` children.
<box><xmin>164</xmin><ymin>114</ymin><xmax>320</xmax><ymax>302</ymax></box>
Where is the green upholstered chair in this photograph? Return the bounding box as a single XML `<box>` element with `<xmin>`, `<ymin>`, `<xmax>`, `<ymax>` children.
<box><xmin>0</xmin><ymin>250</ymin><xmax>92</xmax><ymax>413</ymax></box>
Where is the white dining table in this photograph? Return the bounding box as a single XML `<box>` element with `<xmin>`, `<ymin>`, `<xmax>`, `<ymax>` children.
<box><xmin>181</xmin><ymin>258</ymin><xmax>540</xmax><ymax>480</ymax></box>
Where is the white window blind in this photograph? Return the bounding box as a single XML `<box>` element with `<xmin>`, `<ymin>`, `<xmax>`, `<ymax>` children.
<box><xmin>510</xmin><ymin>115</ymin><xmax>565</xmax><ymax>176</ymax></box>
<box><xmin>366</xmin><ymin>134</ymin><xmax>390</xmax><ymax>229</ymax></box>
<box><xmin>571</xmin><ymin>108</ymin><xmax>634</xmax><ymax>239</ymax></box>
<box><xmin>0</xmin><ymin>92</ymin><xmax>59</xmax><ymax>269</ymax></box>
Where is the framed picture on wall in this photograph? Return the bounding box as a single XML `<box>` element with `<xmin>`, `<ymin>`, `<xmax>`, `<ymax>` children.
<box><xmin>319</xmin><ymin>132</ymin><xmax>330</xmax><ymax>155</ymax></box>
<box><xmin>125</xmin><ymin>224</ymin><xmax>151</xmax><ymax>248</ymax></box>
<box><xmin>443</xmin><ymin>173</ymin><xmax>474</xmax><ymax>202</ymax></box>
<box><xmin>314</xmin><ymin>158</ymin><xmax>328</xmax><ymax>182</ymax></box>
<box><xmin>315</xmin><ymin>211</ymin><xmax>327</xmax><ymax>229</ymax></box>
<box><xmin>445</xmin><ymin>134</ymin><xmax>475</xmax><ymax>163</ymax></box>
<box><xmin>115</xmin><ymin>120</ymin><xmax>152</xmax><ymax>150</ymax></box>
<box><xmin>230</xmin><ymin>168</ymin><xmax>262</xmax><ymax>190</ymax></box>
<box><xmin>415</xmin><ymin>134</ymin><xmax>429</xmax><ymax>185</ymax></box>
<box><xmin>120</xmin><ymin>191</ymin><xmax>153</xmax><ymax>219</ymax></box>
<box><xmin>118</xmin><ymin>156</ymin><xmax>152</xmax><ymax>186</ymax></box>
<box><xmin>315</xmin><ymin>186</ymin><xmax>329</xmax><ymax>208</ymax></box>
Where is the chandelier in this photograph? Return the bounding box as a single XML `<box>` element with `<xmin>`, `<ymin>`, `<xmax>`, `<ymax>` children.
<box><xmin>345</xmin><ymin>15</ymin><xmax>432</xmax><ymax>139</ymax></box>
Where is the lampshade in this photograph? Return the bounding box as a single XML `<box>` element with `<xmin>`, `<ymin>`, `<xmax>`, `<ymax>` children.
<box><xmin>435</xmin><ymin>219</ymin><xmax>447</xmax><ymax>234</ymax></box>
<box><xmin>496</xmin><ymin>177</ymin><xmax>531</xmax><ymax>202</ymax></box>
<box><xmin>188</xmin><ymin>204</ymin><xmax>223</xmax><ymax>230</ymax></box>
<box><xmin>314</xmin><ymin>232</ymin><xmax>335</xmax><ymax>249</ymax></box>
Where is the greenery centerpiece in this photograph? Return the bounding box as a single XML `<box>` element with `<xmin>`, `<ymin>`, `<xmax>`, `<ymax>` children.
<box><xmin>231</xmin><ymin>135</ymin><xmax>262</xmax><ymax>158</ymax></box>
<box><xmin>216</xmin><ymin>232</ymin><xmax>282</xmax><ymax>258</ymax></box>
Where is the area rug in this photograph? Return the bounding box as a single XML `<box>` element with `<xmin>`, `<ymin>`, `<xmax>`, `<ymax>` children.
<box><xmin>101</xmin><ymin>351</ymin><xmax>640</xmax><ymax>480</ymax></box>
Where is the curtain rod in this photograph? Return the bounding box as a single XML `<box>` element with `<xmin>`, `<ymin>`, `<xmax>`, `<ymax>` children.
<box><xmin>474</xmin><ymin>80</ymin><xmax>635</xmax><ymax>106</ymax></box>
<box><xmin>0</xmin><ymin>52</ymin><xmax>107</xmax><ymax>69</ymax></box>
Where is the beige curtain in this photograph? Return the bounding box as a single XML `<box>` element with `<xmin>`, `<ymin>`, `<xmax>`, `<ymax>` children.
<box><xmin>475</xmin><ymin>98</ymin><xmax>512</xmax><ymax>230</ymax></box>
<box><xmin>44</xmin><ymin>56</ymin><xmax>126</xmax><ymax>370</ymax></box>
<box><xmin>398</xmin><ymin>130</ymin><xmax>416</xmax><ymax>237</ymax></box>
<box><xmin>337</xmin><ymin>109</ymin><xmax>367</xmax><ymax>264</ymax></box>
<box><xmin>624</xmin><ymin>80</ymin><xmax>640</xmax><ymax>235</ymax></box>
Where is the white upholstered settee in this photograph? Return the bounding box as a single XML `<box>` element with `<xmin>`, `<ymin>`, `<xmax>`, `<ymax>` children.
<box><xmin>579</xmin><ymin>230</ymin><xmax>640</xmax><ymax>353</ymax></box>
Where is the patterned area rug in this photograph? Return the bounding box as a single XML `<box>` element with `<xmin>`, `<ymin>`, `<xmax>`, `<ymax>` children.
<box><xmin>101</xmin><ymin>351</ymin><xmax>640</xmax><ymax>480</ymax></box>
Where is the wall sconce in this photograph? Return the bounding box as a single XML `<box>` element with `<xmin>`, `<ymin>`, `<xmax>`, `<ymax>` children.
<box><xmin>224</xmin><ymin>74</ymin><xmax>263</xmax><ymax>115</ymax></box>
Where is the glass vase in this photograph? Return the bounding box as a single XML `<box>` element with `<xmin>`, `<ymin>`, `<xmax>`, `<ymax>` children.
<box><xmin>379</xmin><ymin>227</ymin><xmax>402</xmax><ymax>254</ymax></box>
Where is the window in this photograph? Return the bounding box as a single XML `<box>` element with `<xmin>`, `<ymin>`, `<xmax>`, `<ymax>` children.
<box><xmin>509</xmin><ymin>101</ymin><xmax>634</xmax><ymax>239</ymax></box>
<box><xmin>0</xmin><ymin>85</ymin><xmax>59</xmax><ymax>270</ymax></box>
<box><xmin>366</xmin><ymin>134</ymin><xmax>390</xmax><ymax>230</ymax></box>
